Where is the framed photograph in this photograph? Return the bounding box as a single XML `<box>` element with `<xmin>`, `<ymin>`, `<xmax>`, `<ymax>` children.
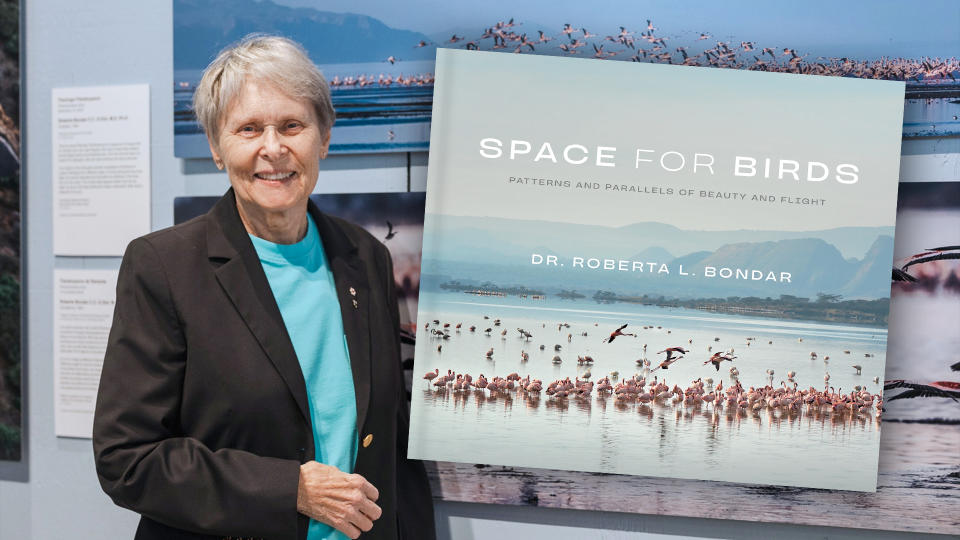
<box><xmin>173</xmin><ymin>1</ymin><xmax>958</xmax><ymax>158</ymax></box>
<box><xmin>0</xmin><ymin>0</ymin><xmax>21</xmax><ymax>464</ymax></box>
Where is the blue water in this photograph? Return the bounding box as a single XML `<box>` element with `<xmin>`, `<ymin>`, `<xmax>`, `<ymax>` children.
<box><xmin>173</xmin><ymin>64</ymin><xmax>960</xmax><ymax>157</ymax></box>
<box><xmin>902</xmin><ymin>96</ymin><xmax>960</xmax><ymax>138</ymax></box>
<box><xmin>174</xmin><ymin>62</ymin><xmax>435</xmax><ymax>157</ymax></box>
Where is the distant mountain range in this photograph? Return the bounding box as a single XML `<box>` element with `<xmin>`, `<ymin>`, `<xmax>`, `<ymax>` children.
<box><xmin>421</xmin><ymin>214</ymin><xmax>895</xmax><ymax>300</ymax></box>
<box><xmin>175</xmin><ymin>0</ymin><xmax>436</xmax><ymax>68</ymax></box>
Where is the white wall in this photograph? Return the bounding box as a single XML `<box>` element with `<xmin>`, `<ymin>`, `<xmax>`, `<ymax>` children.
<box><xmin>0</xmin><ymin>1</ymin><xmax>949</xmax><ymax>539</ymax></box>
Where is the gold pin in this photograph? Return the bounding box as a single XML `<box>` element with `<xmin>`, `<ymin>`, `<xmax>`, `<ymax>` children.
<box><xmin>349</xmin><ymin>287</ymin><xmax>356</xmax><ymax>296</ymax></box>
<box><xmin>352</xmin><ymin>299</ymin><xmax>358</xmax><ymax>309</ymax></box>
<box><xmin>362</xmin><ymin>434</ymin><xmax>373</xmax><ymax>448</ymax></box>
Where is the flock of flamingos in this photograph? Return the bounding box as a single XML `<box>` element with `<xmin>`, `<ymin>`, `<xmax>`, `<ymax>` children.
<box><xmin>327</xmin><ymin>18</ymin><xmax>960</xmax><ymax>88</ymax></box>
<box><xmin>418</xmin><ymin>315</ymin><xmax>960</xmax><ymax>425</ymax></box>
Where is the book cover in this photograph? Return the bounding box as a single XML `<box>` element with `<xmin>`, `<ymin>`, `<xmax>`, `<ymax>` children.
<box><xmin>409</xmin><ymin>49</ymin><xmax>904</xmax><ymax>491</ymax></box>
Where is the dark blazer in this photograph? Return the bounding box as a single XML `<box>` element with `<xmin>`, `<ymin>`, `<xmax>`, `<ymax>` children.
<box><xmin>93</xmin><ymin>188</ymin><xmax>434</xmax><ymax>540</ymax></box>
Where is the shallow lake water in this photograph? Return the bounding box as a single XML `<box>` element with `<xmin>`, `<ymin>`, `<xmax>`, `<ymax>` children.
<box><xmin>409</xmin><ymin>292</ymin><xmax>887</xmax><ymax>491</ymax></box>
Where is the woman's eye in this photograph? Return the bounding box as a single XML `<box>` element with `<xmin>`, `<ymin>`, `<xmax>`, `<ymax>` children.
<box><xmin>284</xmin><ymin>122</ymin><xmax>303</xmax><ymax>132</ymax></box>
<box><xmin>239</xmin><ymin>125</ymin><xmax>258</xmax><ymax>135</ymax></box>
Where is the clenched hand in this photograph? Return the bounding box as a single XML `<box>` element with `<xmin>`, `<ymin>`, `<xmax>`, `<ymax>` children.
<box><xmin>297</xmin><ymin>461</ymin><xmax>382</xmax><ymax>539</ymax></box>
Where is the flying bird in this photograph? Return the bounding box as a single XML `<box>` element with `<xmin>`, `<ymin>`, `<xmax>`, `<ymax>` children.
<box><xmin>603</xmin><ymin>323</ymin><xmax>635</xmax><ymax>343</ymax></box>
<box><xmin>658</xmin><ymin>346</ymin><xmax>689</xmax><ymax>361</ymax></box>
<box><xmin>894</xmin><ymin>246</ymin><xmax>960</xmax><ymax>281</ymax></box>
<box><xmin>384</xmin><ymin>221</ymin><xmax>397</xmax><ymax>241</ymax></box>
<box><xmin>704</xmin><ymin>352</ymin><xmax>735</xmax><ymax>371</ymax></box>
<box><xmin>884</xmin><ymin>380</ymin><xmax>960</xmax><ymax>402</ymax></box>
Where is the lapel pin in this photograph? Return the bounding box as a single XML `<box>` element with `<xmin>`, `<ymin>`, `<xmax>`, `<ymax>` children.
<box><xmin>349</xmin><ymin>287</ymin><xmax>357</xmax><ymax>296</ymax></box>
<box><xmin>352</xmin><ymin>299</ymin><xmax>359</xmax><ymax>309</ymax></box>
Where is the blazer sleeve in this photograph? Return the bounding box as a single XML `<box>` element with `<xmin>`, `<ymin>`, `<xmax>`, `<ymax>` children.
<box><xmin>92</xmin><ymin>237</ymin><xmax>301</xmax><ymax>540</ymax></box>
<box><xmin>378</xmin><ymin>244</ymin><xmax>436</xmax><ymax>540</ymax></box>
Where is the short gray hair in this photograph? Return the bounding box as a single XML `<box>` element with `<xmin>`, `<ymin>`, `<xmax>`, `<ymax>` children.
<box><xmin>193</xmin><ymin>34</ymin><xmax>335</xmax><ymax>144</ymax></box>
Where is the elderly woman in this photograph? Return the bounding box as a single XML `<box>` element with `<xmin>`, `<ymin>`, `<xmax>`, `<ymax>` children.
<box><xmin>93</xmin><ymin>35</ymin><xmax>434</xmax><ymax>540</ymax></box>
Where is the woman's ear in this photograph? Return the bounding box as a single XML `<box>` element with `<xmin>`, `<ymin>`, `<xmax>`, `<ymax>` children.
<box><xmin>319</xmin><ymin>130</ymin><xmax>331</xmax><ymax>160</ymax></box>
<box><xmin>207</xmin><ymin>137</ymin><xmax>224</xmax><ymax>170</ymax></box>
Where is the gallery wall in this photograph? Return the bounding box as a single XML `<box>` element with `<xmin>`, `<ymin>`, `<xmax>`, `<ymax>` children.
<box><xmin>0</xmin><ymin>1</ymin><xmax>952</xmax><ymax>539</ymax></box>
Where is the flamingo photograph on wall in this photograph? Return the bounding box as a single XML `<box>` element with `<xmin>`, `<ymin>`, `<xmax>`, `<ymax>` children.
<box><xmin>173</xmin><ymin>0</ymin><xmax>958</xmax><ymax>158</ymax></box>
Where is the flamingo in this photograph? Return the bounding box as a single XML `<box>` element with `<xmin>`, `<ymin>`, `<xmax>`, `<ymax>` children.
<box><xmin>652</xmin><ymin>356</ymin><xmax>682</xmax><ymax>372</ymax></box>
<box><xmin>658</xmin><ymin>346</ymin><xmax>688</xmax><ymax>361</ymax></box>
<box><xmin>603</xmin><ymin>323</ymin><xmax>636</xmax><ymax>343</ymax></box>
<box><xmin>884</xmin><ymin>380</ymin><xmax>960</xmax><ymax>402</ymax></box>
<box><xmin>894</xmin><ymin>246</ymin><xmax>960</xmax><ymax>281</ymax></box>
<box><xmin>703</xmin><ymin>352</ymin><xmax>735</xmax><ymax>371</ymax></box>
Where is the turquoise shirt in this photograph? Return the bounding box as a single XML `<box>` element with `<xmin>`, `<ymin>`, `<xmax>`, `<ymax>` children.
<box><xmin>250</xmin><ymin>214</ymin><xmax>358</xmax><ymax>540</ymax></box>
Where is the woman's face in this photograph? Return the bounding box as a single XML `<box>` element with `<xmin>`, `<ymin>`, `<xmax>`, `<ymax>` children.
<box><xmin>210</xmin><ymin>80</ymin><xmax>329</xmax><ymax>220</ymax></box>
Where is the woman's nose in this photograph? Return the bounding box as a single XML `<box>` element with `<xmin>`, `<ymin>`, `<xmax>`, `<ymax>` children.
<box><xmin>259</xmin><ymin>126</ymin><xmax>287</xmax><ymax>159</ymax></box>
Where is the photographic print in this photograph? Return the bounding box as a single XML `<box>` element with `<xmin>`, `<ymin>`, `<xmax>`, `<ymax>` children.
<box><xmin>173</xmin><ymin>0</ymin><xmax>958</xmax><ymax>158</ymax></box>
<box><xmin>421</xmin><ymin>180</ymin><xmax>960</xmax><ymax>534</ymax></box>
<box><xmin>408</xmin><ymin>50</ymin><xmax>905</xmax><ymax>492</ymax></box>
<box><xmin>0</xmin><ymin>0</ymin><xmax>20</xmax><ymax>462</ymax></box>
<box><xmin>887</xmin><ymin>181</ymin><xmax>960</xmax><ymax>421</ymax></box>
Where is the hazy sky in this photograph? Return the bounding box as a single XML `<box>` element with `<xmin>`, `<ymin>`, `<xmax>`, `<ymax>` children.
<box><xmin>423</xmin><ymin>49</ymin><xmax>904</xmax><ymax>232</ymax></box>
<box><xmin>273</xmin><ymin>0</ymin><xmax>959</xmax><ymax>59</ymax></box>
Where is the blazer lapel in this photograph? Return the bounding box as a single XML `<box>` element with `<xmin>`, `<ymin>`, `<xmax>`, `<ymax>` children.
<box><xmin>308</xmin><ymin>202</ymin><xmax>373</xmax><ymax>435</ymax></box>
<box><xmin>206</xmin><ymin>190</ymin><xmax>311</xmax><ymax>426</ymax></box>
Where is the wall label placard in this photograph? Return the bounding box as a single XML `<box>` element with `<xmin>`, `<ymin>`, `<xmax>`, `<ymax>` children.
<box><xmin>54</xmin><ymin>269</ymin><xmax>118</xmax><ymax>438</ymax></box>
<box><xmin>53</xmin><ymin>84</ymin><xmax>151</xmax><ymax>256</ymax></box>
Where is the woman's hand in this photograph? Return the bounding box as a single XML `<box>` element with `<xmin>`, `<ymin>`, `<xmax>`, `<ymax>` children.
<box><xmin>297</xmin><ymin>461</ymin><xmax>382</xmax><ymax>539</ymax></box>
